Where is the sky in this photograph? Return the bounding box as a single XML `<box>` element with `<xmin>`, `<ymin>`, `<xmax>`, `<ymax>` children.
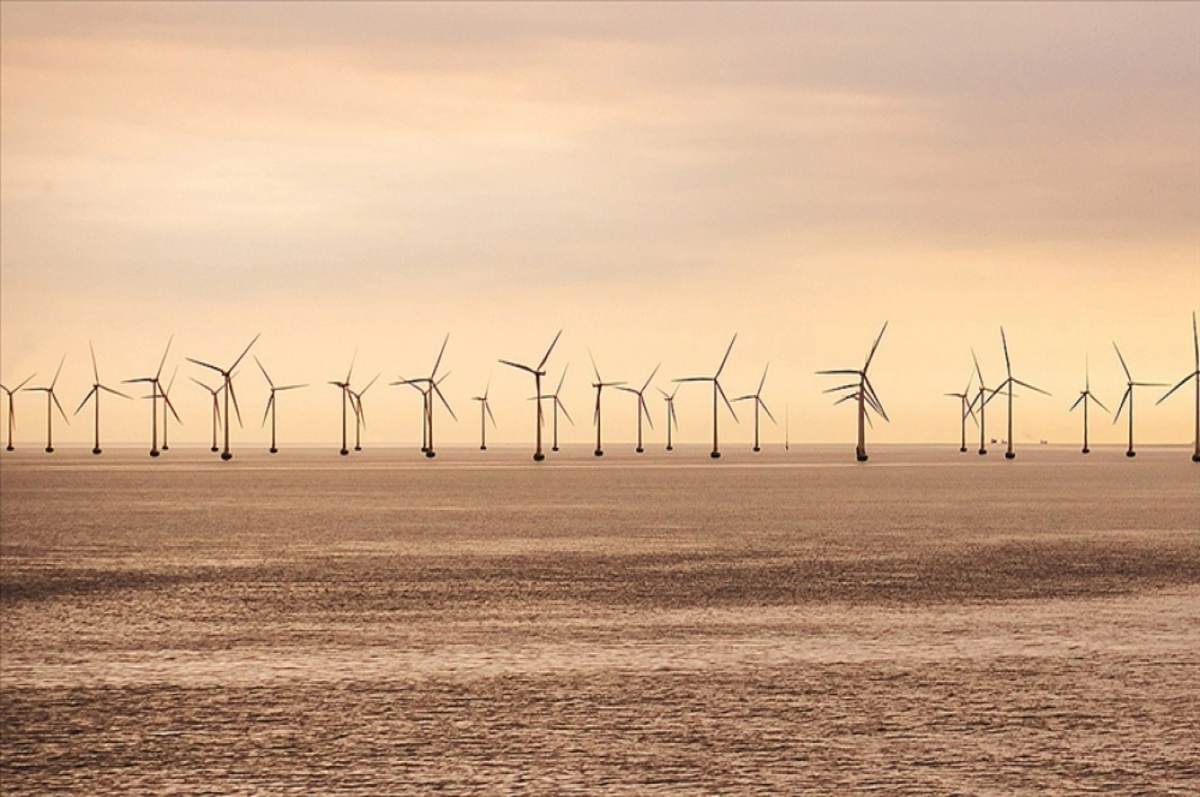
<box><xmin>2</xmin><ymin>2</ymin><xmax>1198</xmax><ymax>452</ymax></box>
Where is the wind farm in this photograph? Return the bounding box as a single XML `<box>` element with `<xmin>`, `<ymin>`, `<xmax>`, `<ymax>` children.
<box><xmin>817</xmin><ymin>323</ymin><xmax>888</xmax><ymax>462</ymax></box>
<box><xmin>186</xmin><ymin>334</ymin><xmax>260</xmax><ymax>461</ymax></box>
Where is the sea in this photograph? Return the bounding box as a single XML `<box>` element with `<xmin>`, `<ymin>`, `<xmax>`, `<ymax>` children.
<box><xmin>2</xmin><ymin>444</ymin><xmax>1197</xmax><ymax>795</ymax></box>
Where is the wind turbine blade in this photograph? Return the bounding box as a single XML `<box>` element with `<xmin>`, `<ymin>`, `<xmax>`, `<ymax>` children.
<box><xmin>669</xmin><ymin>403</ymin><xmax>679</xmax><ymax>431</ymax></box>
<box><xmin>673</xmin><ymin>376</ymin><xmax>710</xmax><ymax>383</ymax></box>
<box><xmin>1069</xmin><ymin>394</ymin><xmax>1085</xmax><ymax>412</ymax></box>
<box><xmin>430</xmin><ymin>333</ymin><xmax>450</xmax><ymax>379</ymax></box>
<box><xmin>52</xmin><ymin>390</ymin><xmax>69</xmax><ymax>423</ymax></box>
<box><xmin>588</xmin><ymin>348</ymin><xmax>602</xmax><ymax>383</ymax></box>
<box><xmin>1000</xmin><ymin>326</ymin><xmax>1011</xmax><ymax>377</ymax></box>
<box><xmin>642</xmin><ymin>363</ymin><xmax>661</xmax><ymax>392</ymax></box>
<box><xmin>657</xmin><ymin>387</ymin><xmax>670</xmax><ymax>399</ymax></box>
<box><xmin>254</xmin><ymin>355</ymin><xmax>274</xmax><ymax>388</ymax></box>
<box><xmin>615</xmin><ymin>386</ymin><xmax>638</xmax><ymax>395</ymax></box>
<box><xmin>972</xmin><ymin>348</ymin><xmax>984</xmax><ymax>384</ymax></box>
<box><xmin>1113</xmin><ymin>342</ymin><xmax>1132</xmax><ymax>382</ymax></box>
<box><xmin>1012</xmin><ymin>379</ymin><xmax>1050</xmax><ymax>396</ymax></box>
<box><xmin>499</xmin><ymin>359</ymin><xmax>536</xmax><ymax>375</ymax></box>
<box><xmin>833</xmin><ymin>393</ymin><xmax>858</xmax><ymax>407</ymax></box>
<box><xmin>816</xmin><ymin>369</ymin><xmax>861</xmax><ymax>376</ymax></box>
<box><xmin>760</xmin><ymin>399</ymin><xmax>777</xmax><ymax>425</ymax></box>
<box><xmin>433</xmin><ymin>384</ymin><xmax>457</xmax><ymax>421</ymax></box>
<box><xmin>538</xmin><ymin>330</ymin><xmax>563</xmax><ymax>370</ymax></box>
<box><xmin>346</xmin><ymin>350</ymin><xmax>356</xmax><ymax>385</ymax></box>
<box><xmin>229</xmin><ymin>380</ymin><xmax>243</xmax><ymax>427</ymax></box>
<box><xmin>715</xmin><ymin>334</ymin><xmax>737</xmax><ymax>378</ymax></box>
<box><xmin>277</xmin><ymin>384</ymin><xmax>307</xmax><ymax>391</ymax></box>
<box><xmin>263</xmin><ymin>393</ymin><xmax>274</xmax><ymax>427</ymax></box>
<box><xmin>557</xmin><ymin>398</ymin><xmax>574</xmax><ymax>426</ymax></box>
<box><xmin>361</xmin><ymin>374</ymin><xmax>380</xmax><ymax>396</ymax></box>
<box><xmin>89</xmin><ymin>340</ymin><xmax>99</xmax><ymax>384</ymax></box>
<box><xmin>13</xmin><ymin>373</ymin><xmax>36</xmax><ymax>393</ymax></box>
<box><xmin>717</xmin><ymin>381</ymin><xmax>738</xmax><ymax>421</ymax></box>
<box><xmin>99</xmin><ymin>385</ymin><xmax>132</xmax><ymax>399</ymax></box>
<box><xmin>485</xmin><ymin>401</ymin><xmax>497</xmax><ymax>427</ymax></box>
<box><xmin>1092</xmin><ymin>395</ymin><xmax>1110</xmax><ymax>414</ymax></box>
<box><xmin>190</xmin><ymin>377</ymin><xmax>214</xmax><ymax>392</ymax></box>
<box><xmin>162</xmin><ymin>389</ymin><xmax>182</xmax><ymax>423</ymax></box>
<box><xmin>1113</xmin><ymin>387</ymin><xmax>1131</xmax><ymax>423</ymax></box>
<box><xmin>75</xmin><ymin>387</ymin><xmax>97</xmax><ymax>415</ymax></box>
<box><xmin>156</xmin><ymin>336</ymin><xmax>173</xmax><ymax>380</ymax></box>
<box><xmin>1157</xmin><ymin>373</ymin><xmax>1197</xmax><ymax>404</ymax></box>
<box><xmin>593</xmin><ymin>392</ymin><xmax>601</xmax><ymax>426</ymax></box>
<box><xmin>229</xmin><ymin>333</ymin><xmax>261</xmax><ymax>373</ymax></box>
<box><xmin>187</xmin><ymin>358</ymin><xmax>224</xmax><ymax>375</ymax></box>
<box><xmin>731</xmin><ymin>395</ymin><xmax>754</xmax><ymax>402</ymax></box>
<box><xmin>50</xmin><ymin>354</ymin><xmax>66</xmax><ymax>390</ymax></box>
<box><xmin>863</xmin><ymin>321</ymin><xmax>888</xmax><ymax>371</ymax></box>
<box><xmin>757</xmin><ymin>363</ymin><xmax>769</xmax><ymax>395</ymax></box>
<box><xmin>823</xmin><ymin>383</ymin><xmax>859</xmax><ymax>394</ymax></box>
<box><xmin>555</xmin><ymin>364</ymin><xmax>568</xmax><ymax>396</ymax></box>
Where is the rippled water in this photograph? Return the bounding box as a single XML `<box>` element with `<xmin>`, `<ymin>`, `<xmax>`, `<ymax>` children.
<box><xmin>2</xmin><ymin>445</ymin><xmax>1198</xmax><ymax>794</ymax></box>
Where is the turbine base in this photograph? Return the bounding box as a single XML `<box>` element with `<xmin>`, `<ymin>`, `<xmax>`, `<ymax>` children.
<box><xmin>959</xmin><ymin>447</ymin><xmax>967</xmax><ymax>453</ymax></box>
<box><xmin>533</xmin><ymin>452</ymin><xmax>545</xmax><ymax>462</ymax></box>
<box><xmin>425</xmin><ymin>450</ymin><xmax>436</xmax><ymax>459</ymax></box>
<box><xmin>211</xmin><ymin>446</ymin><xmax>219</xmax><ymax>453</ymax></box>
<box><xmin>666</xmin><ymin>445</ymin><xmax>673</xmax><ymax>451</ymax></box>
<box><xmin>270</xmin><ymin>447</ymin><xmax>278</xmax><ymax>454</ymax></box>
<box><xmin>339</xmin><ymin>449</ymin><xmax>349</xmax><ymax>456</ymax></box>
<box><xmin>753</xmin><ymin>446</ymin><xmax>760</xmax><ymax>453</ymax></box>
<box><xmin>1192</xmin><ymin>453</ymin><xmax>1200</xmax><ymax>462</ymax></box>
<box><xmin>978</xmin><ymin>449</ymin><xmax>987</xmax><ymax>456</ymax></box>
<box><xmin>354</xmin><ymin>445</ymin><xmax>362</xmax><ymax>452</ymax></box>
<box><xmin>710</xmin><ymin>451</ymin><xmax>721</xmax><ymax>459</ymax></box>
<box><xmin>45</xmin><ymin>447</ymin><xmax>53</xmax><ymax>454</ymax></box>
<box><xmin>1005</xmin><ymin>452</ymin><xmax>1016</xmax><ymax>460</ymax></box>
<box><xmin>552</xmin><ymin>446</ymin><xmax>559</xmax><ymax>452</ymax></box>
<box><xmin>480</xmin><ymin>445</ymin><xmax>487</xmax><ymax>451</ymax></box>
<box><xmin>92</xmin><ymin>448</ymin><xmax>102</xmax><ymax>455</ymax></box>
<box><xmin>1126</xmin><ymin>450</ymin><xmax>1136</xmax><ymax>458</ymax></box>
<box><xmin>594</xmin><ymin>449</ymin><xmax>604</xmax><ymax>457</ymax></box>
<box><xmin>150</xmin><ymin>449</ymin><xmax>160</xmax><ymax>458</ymax></box>
<box><xmin>856</xmin><ymin>453</ymin><xmax>868</xmax><ymax>462</ymax></box>
<box><xmin>636</xmin><ymin>446</ymin><xmax>644</xmax><ymax>454</ymax></box>
<box><xmin>221</xmin><ymin>452</ymin><xmax>232</xmax><ymax>461</ymax></box>
<box><xmin>5</xmin><ymin>445</ymin><xmax>12</xmax><ymax>452</ymax></box>
<box><xmin>1082</xmin><ymin>448</ymin><xmax>1090</xmax><ymax>454</ymax></box>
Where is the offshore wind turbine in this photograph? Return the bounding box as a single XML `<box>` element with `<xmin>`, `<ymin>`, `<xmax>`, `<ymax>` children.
<box><xmin>392</xmin><ymin>335</ymin><xmax>454</xmax><ymax>458</ymax></box>
<box><xmin>499</xmin><ymin>330</ymin><xmax>562</xmax><ymax>462</ymax></box>
<box><xmin>996</xmin><ymin>327</ymin><xmax>1050</xmax><ymax>460</ymax></box>
<box><xmin>256</xmin><ymin>356</ymin><xmax>308</xmax><ymax>454</ymax></box>
<box><xmin>1069</xmin><ymin>356</ymin><xmax>1108</xmax><ymax>455</ymax></box>
<box><xmin>159</xmin><ymin>366</ymin><xmax>180</xmax><ymax>453</ymax></box>
<box><xmin>658</xmin><ymin>387</ymin><xmax>679</xmax><ymax>451</ymax></box>
<box><xmin>75</xmin><ymin>342</ymin><xmax>131</xmax><ymax>455</ymax></box>
<box><xmin>347</xmin><ymin>374</ymin><xmax>380</xmax><ymax>453</ymax></box>
<box><xmin>471</xmin><ymin>377</ymin><xmax>496</xmax><ymax>451</ymax></box>
<box><xmin>533</xmin><ymin>366</ymin><xmax>573</xmax><ymax>453</ymax></box>
<box><xmin>1112</xmin><ymin>342</ymin><xmax>1166</xmax><ymax>458</ymax></box>
<box><xmin>124</xmin><ymin>336</ymin><xmax>173</xmax><ymax>457</ymax></box>
<box><xmin>2</xmin><ymin>372</ymin><xmax>35</xmax><ymax>451</ymax></box>
<box><xmin>817</xmin><ymin>322</ymin><xmax>888</xmax><ymax>462</ymax></box>
<box><xmin>968</xmin><ymin>349</ymin><xmax>1002</xmax><ymax>456</ymax></box>
<box><xmin>329</xmin><ymin>354</ymin><xmax>356</xmax><ymax>456</ymax></box>
<box><xmin>589</xmin><ymin>350</ymin><xmax>626</xmax><ymax>457</ymax></box>
<box><xmin>616</xmin><ymin>363</ymin><xmax>659</xmax><ymax>454</ymax></box>
<box><xmin>944</xmin><ymin>372</ymin><xmax>977</xmax><ymax>454</ymax></box>
<box><xmin>732</xmin><ymin>364</ymin><xmax>776</xmax><ymax>453</ymax></box>
<box><xmin>25</xmin><ymin>355</ymin><xmax>68</xmax><ymax>454</ymax></box>
<box><xmin>674</xmin><ymin>334</ymin><xmax>738</xmax><ymax>459</ymax></box>
<box><xmin>187</xmin><ymin>334</ymin><xmax>260</xmax><ymax>461</ymax></box>
<box><xmin>191</xmin><ymin>377</ymin><xmax>223</xmax><ymax>453</ymax></box>
<box><xmin>1156</xmin><ymin>312</ymin><xmax>1200</xmax><ymax>462</ymax></box>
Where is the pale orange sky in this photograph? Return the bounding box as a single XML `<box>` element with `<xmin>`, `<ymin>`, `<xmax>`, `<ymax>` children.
<box><xmin>1</xmin><ymin>2</ymin><xmax>1197</xmax><ymax>450</ymax></box>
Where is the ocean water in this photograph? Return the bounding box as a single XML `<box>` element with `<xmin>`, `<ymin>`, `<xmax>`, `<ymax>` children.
<box><xmin>2</xmin><ymin>445</ymin><xmax>1198</xmax><ymax>795</ymax></box>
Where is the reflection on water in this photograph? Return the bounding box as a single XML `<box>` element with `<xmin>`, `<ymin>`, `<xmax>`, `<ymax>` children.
<box><xmin>2</xmin><ymin>446</ymin><xmax>1199</xmax><ymax>794</ymax></box>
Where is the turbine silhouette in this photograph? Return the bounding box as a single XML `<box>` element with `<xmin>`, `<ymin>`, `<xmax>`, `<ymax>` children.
<box><xmin>392</xmin><ymin>335</ymin><xmax>454</xmax><ymax>458</ymax></box>
<box><xmin>499</xmin><ymin>330</ymin><xmax>562</xmax><ymax>462</ymax></box>
<box><xmin>588</xmin><ymin>350</ymin><xmax>626</xmax><ymax>457</ymax></box>
<box><xmin>967</xmin><ymin>349</ymin><xmax>1002</xmax><ymax>456</ymax></box>
<box><xmin>1112</xmin><ymin>342</ymin><xmax>1166</xmax><ymax>458</ymax></box>
<box><xmin>124</xmin><ymin>337</ymin><xmax>174</xmax><ymax>457</ymax></box>
<box><xmin>347</xmin><ymin>374</ymin><xmax>380</xmax><ymax>453</ymax></box>
<box><xmin>1156</xmin><ymin>312</ymin><xmax>1200</xmax><ymax>462</ymax></box>
<box><xmin>256</xmin><ymin>356</ymin><xmax>307</xmax><ymax>454</ymax></box>
<box><xmin>534</xmin><ymin>366</ymin><xmax>574</xmax><ymax>453</ymax></box>
<box><xmin>616</xmin><ymin>363</ymin><xmax>659</xmax><ymax>454</ymax></box>
<box><xmin>2</xmin><ymin>372</ymin><xmax>36</xmax><ymax>452</ymax></box>
<box><xmin>658</xmin><ymin>386</ymin><xmax>680</xmax><ymax>451</ymax></box>
<box><xmin>944</xmin><ymin>371</ymin><xmax>977</xmax><ymax>453</ymax></box>
<box><xmin>995</xmin><ymin>327</ymin><xmax>1050</xmax><ymax>460</ymax></box>
<box><xmin>191</xmin><ymin>377</ymin><xmax>224</xmax><ymax>453</ymax></box>
<box><xmin>674</xmin><ymin>334</ymin><xmax>738</xmax><ymax>459</ymax></box>
<box><xmin>329</xmin><ymin>353</ymin><xmax>356</xmax><ymax>456</ymax></box>
<box><xmin>75</xmin><ymin>342</ymin><xmax>131</xmax><ymax>455</ymax></box>
<box><xmin>1069</xmin><ymin>356</ymin><xmax>1108</xmax><ymax>454</ymax></box>
<box><xmin>25</xmin><ymin>355</ymin><xmax>68</xmax><ymax>454</ymax></box>
<box><xmin>817</xmin><ymin>322</ymin><xmax>888</xmax><ymax>462</ymax></box>
<box><xmin>187</xmin><ymin>334</ymin><xmax>260</xmax><ymax>461</ymax></box>
<box><xmin>732</xmin><ymin>364</ymin><xmax>776</xmax><ymax>453</ymax></box>
<box><xmin>471</xmin><ymin>376</ymin><xmax>496</xmax><ymax>451</ymax></box>
<box><xmin>159</xmin><ymin>366</ymin><xmax>180</xmax><ymax>453</ymax></box>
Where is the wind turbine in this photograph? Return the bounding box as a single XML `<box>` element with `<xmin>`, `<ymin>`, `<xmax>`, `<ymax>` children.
<box><xmin>256</xmin><ymin>356</ymin><xmax>307</xmax><ymax>454</ymax></box>
<box><xmin>1112</xmin><ymin>342</ymin><xmax>1166</xmax><ymax>458</ymax></box>
<box><xmin>534</xmin><ymin>366</ymin><xmax>574</xmax><ymax>453</ymax></box>
<box><xmin>25</xmin><ymin>355</ymin><xmax>68</xmax><ymax>454</ymax></box>
<box><xmin>616</xmin><ymin>363</ymin><xmax>658</xmax><ymax>454</ymax></box>
<box><xmin>347</xmin><ymin>374</ymin><xmax>380</xmax><ymax>453</ymax></box>
<box><xmin>1</xmin><ymin>372</ymin><xmax>35</xmax><ymax>451</ymax></box>
<box><xmin>330</xmin><ymin>353</ymin><xmax>356</xmax><ymax>456</ymax></box>
<box><xmin>968</xmin><ymin>349</ymin><xmax>1001</xmax><ymax>456</ymax></box>
<box><xmin>187</xmin><ymin>334</ymin><xmax>260</xmax><ymax>461</ymax></box>
<box><xmin>499</xmin><ymin>330</ymin><xmax>562</xmax><ymax>462</ymax></box>
<box><xmin>732</xmin><ymin>364</ymin><xmax>776</xmax><ymax>453</ymax></box>
<box><xmin>674</xmin><ymin>334</ymin><xmax>738</xmax><ymax>459</ymax></box>
<box><xmin>192</xmin><ymin>377</ymin><xmax>223</xmax><ymax>453</ymax></box>
<box><xmin>124</xmin><ymin>336</ymin><xmax>173</xmax><ymax>457</ymax></box>
<box><xmin>995</xmin><ymin>327</ymin><xmax>1050</xmax><ymax>460</ymax></box>
<box><xmin>1068</xmin><ymin>356</ymin><xmax>1108</xmax><ymax>455</ymax></box>
<box><xmin>1157</xmin><ymin>312</ymin><xmax>1200</xmax><ymax>462</ymax></box>
<box><xmin>471</xmin><ymin>377</ymin><xmax>496</xmax><ymax>451</ymax></box>
<box><xmin>944</xmin><ymin>372</ymin><xmax>977</xmax><ymax>453</ymax></box>
<box><xmin>817</xmin><ymin>323</ymin><xmax>888</xmax><ymax>462</ymax></box>
<box><xmin>159</xmin><ymin>366</ymin><xmax>180</xmax><ymax>453</ymax></box>
<box><xmin>589</xmin><ymin>350</ymin><xmax>626</xmax><ymax>457</ymax></box>
<box><xmin>658</xmin><ymin>387</ymin><xmax>679</xmax><ymax>451</ymax></box>
<box><xmin>392</xmin><ymin>335</ymin><xmax>454</xmax><ymax>458</ymax></box>
<box><xmin>75</xmin><ymin>342</ymin><xmax>131</xmax><ymax>455</ymax></box>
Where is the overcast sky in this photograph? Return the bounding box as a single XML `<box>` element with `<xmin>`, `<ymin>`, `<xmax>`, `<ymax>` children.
<box><xmin>2</xmin><ymin>2</ymin><xmax>1197</xmax><ymax>451</ymax></box>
